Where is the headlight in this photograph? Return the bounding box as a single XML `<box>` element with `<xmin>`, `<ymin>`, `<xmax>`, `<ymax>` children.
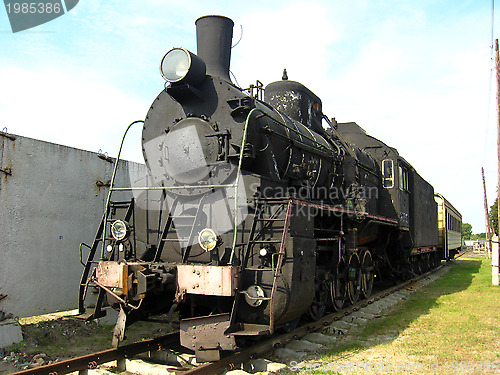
<box><xmin>160</xmin><ymin>47</ymin><xmax>206</xmax><ymax>86</ymax></box>
<box><xmin>111</xmin><ymin>220</ymin><xmax>128</xmax><ymax>241</ymax></box>
<box><xmin>198</xmin><ymin>228</ymin><xmax>218</xmax><ymax>251</ymax></box>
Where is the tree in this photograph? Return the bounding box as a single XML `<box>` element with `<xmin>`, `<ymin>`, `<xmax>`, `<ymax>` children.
<box><xmin>490</xmin><ymin>198</ymin><xmax>498</xmax><ymax>236</ymax></box>
<box><xmin>471</xmin><ymin>233</ymin><xmax>487</xmax><ymax>240</ymax></box>
<box><xmin>462</xmin><ymin>222</ymin><xmax>472</xmax><ymax>240</ymax></box>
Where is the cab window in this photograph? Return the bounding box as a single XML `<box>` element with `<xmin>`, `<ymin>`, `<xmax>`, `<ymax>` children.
<box><xmin>382</xmin><ymin>159</ymin><xmax>394</xmax><ymax>188</ymax></box>
<box><xmin>398</xmin><ymin>165</ymin><xmax>408</xmax><ymax>191</ymax></box>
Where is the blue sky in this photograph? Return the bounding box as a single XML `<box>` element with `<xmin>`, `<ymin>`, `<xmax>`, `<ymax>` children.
<box><xmin>0</xmin><ymin>0</ymin><xmax>496</xmax><ymax>233</ymax></box>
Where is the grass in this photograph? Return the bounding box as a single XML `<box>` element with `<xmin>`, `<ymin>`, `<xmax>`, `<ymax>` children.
<box><xmin>288</xmin><ymin>254</ymin><xmax>500</xmax><ymax>374</ymax></box>
<box><xmin>7</xmin><ymin>316</ymin><xmax>174</xmax><ymax>360</ymax></box>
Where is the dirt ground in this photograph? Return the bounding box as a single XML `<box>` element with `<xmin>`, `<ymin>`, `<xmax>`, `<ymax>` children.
<box><xmin>0</xmin><ymin>314</ymin><xmax>174</xmax><ymax>374</ymax></box>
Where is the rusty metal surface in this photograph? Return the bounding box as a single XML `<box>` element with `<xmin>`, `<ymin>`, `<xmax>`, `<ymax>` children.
<box><xmin>268</xmin><ymin>200</ymin><xmax>292</xmax><ymax>334</ymax></box>
<box><xmin>0</xmin><ymin>167</ymin><xmax>12</xmax><ymax>176</ymax></box>
<box><xmin>180</xmin><ymin>313</ymin><xmax>236</xmax><ymax>351</ymax></box>
<box><xmin>97</xmin><ymin>152</ymin><xmax>114</xmax><ymax>163</ymax></box>
<box><xmin>0</xmin><ymin>130</ymin><xmax>16</xmax><ymax>141</ymax></box>
<box><xmin>9</xmin><ymin>333</ymin><xmax>179</xmax><ymax>375</ymax></box>
<box><xmin>411</xmin><ymin>246</ymin><xmax>437</xmax><ymax>255</ymax></box>
<box><xmin>177</xmin><ymin>265</ymin><xmax>239</xmax><ymax>296</ymax></box>
<box><xmin>95</xmin><ymin>261</ymin><xmax>128</xmax><ymax>293</ymax></box>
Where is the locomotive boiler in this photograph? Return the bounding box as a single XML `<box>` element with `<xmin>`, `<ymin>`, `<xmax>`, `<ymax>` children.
<box><xmin>78</xmin><ymin>15</ymin><xmax>440</xmax><ymax>361</ymax></box>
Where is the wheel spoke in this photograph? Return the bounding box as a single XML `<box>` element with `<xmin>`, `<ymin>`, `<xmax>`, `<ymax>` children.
<box><xmin>361</xmin><ymin>250</ymin><xmax>374</xmax><ymax>299</ymax></box>
<box><xmin>331</xmin><ymin>258</ymin><xmax>347</xmax><ymax>311</ymax></box>
<box><xmin>308</xmin><ymin>279</ymin><xmax>327</xmax><ymax>321</ymax></box>
<box><xmin>348</xmin><ymin>253</ymin><xmax>361</xmax><ymax>304</ymax></box>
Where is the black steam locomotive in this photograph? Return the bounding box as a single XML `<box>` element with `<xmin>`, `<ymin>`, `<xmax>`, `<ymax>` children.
<box><xmin>78</xmin><ymin>15</ymin><xmax>440</xmax><ymax>361</ymax></box>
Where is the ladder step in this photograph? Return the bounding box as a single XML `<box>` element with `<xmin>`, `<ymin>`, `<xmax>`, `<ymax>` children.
<box><xmin>256</xmin><ymin>218</ymin><xmax>285</xmax><ymax>222</ymax></box>
<box><xmin>244</xmin><ymin>267</ymin><xmax>275</xmax><ymax>271</ymax></box>
<box><xmin>252</xmin><ymin>240</ymin><xmax>282</xmax><ymax>243</ymax></box>
<box><xmin>109</xmin><ymin>201</ymin><xmax>133</xmax><ymax>207</ymax></box>
<box><xmin>72</xmin><ymin>309</ymin><xmax>106</xmax><ymax>321</ymax></box>
<box><xmin>237</xmin><ymin>293</ymin><xmax>272</xmax><ymax>300</ymax></box>
<box><xmin>314</xmin><ymin>228</ymin><xmax>343</xmax><ymax>234</ymax></box>
<box><xmin>229</xmin><ymin>323</ymin><xmax>271</xmax><ymax>336</ymax></box>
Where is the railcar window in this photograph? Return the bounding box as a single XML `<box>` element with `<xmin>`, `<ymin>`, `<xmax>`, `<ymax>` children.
<box><xmin>446</xmin><ymin>213</ymin><xmax>461</xmax><ymax>231</ymax></box>
<box><xmin>382</xmin><ymin>159</ymin><xmax>394</xmax><ymax>188</ymax></box>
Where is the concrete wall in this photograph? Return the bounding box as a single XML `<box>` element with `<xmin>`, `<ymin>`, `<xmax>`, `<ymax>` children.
<box><xmin>0</xmin><ymin>132</ymin><xmax>147</xmax><ymax>317</ymax></box>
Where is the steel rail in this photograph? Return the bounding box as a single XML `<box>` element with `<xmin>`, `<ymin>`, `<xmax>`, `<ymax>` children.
<box><xmin>10</xmin><ymin>332</ymin><xmax>179</xmax><ymax>375</ymax></box>
<box><xmin>182</xmin><ymin>264</ymin><xmax>446</xmax><ymax>375</ymax></box>
<box><xmin>10</xmin><ymin>260</ymin><xmax>454</xmax><ymax>375</ymax></box>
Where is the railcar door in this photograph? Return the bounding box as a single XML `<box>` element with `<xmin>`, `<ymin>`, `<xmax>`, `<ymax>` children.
<box><xmin>397</xmin><ymin>161</ymin><xmax>410</xmax><ymax>229</ymax></box>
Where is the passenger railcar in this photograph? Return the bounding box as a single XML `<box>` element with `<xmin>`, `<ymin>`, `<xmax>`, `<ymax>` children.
<box><xmin>76</xmin><ymin>15</ymin><xmax>457</xmax><ymax>361</ymax></box>
<box><xmin>434</xmin><ymin>193</ymin><xmax>462</xmax><ymax>259</ymax></box>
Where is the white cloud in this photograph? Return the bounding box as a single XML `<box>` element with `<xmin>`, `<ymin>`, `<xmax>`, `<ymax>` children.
<box><xmin>229</xmin><ymin>1</ymin><xmax>494</xmax><ymax>231</ymax></box>
<box><xmin>231</xmin><ymin>2</ymin><xmax>338</xmax><ymax>89</ymax></box>
<box><xmin>1</xmin><ymin>0</ymin><xmax>495</xmax><ymax>232</ymax></box>
<box><xmin>0</xmin><ymin>65</ymin><xmax>149</xmax><ymax>162</ymax></box>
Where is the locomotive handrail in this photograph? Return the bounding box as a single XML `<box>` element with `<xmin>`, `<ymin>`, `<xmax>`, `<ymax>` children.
<box><xmin>264</xmin><ymin>110</ymin><xmax>333</xmax><ymax>151</ymax></box>
<box><xmin>102</xmin><ymin>108</ymin><xmax>296</xmax><ymax>263</ymax></box>
<box><xmin>101</xmin><ymin>120</ymin><xmax>144</xmax><ymax>258</ymax></box>
<box><xmin>110</xmin><ymin>184</ymin><xmax>238</xmax><ymax>191</ymax></box>
<box><xmin>228</xmin><ymin>107</ymin><xmax>296</xmax><ymax>263</ymax></box>
<box><xmin>228</xmin><ymin>107</ymin><xmax>254</xmax><ymax>263</ymax></box>
<box><xmin>79</xmin><ymin>242</ymin><xmax>91</xmax><ymax>267</ymax></box>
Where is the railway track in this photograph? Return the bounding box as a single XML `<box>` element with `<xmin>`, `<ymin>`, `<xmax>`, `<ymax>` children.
<box><xmin>11</xmin><ymin>261</ymin><xmax>454</xmax><ymax>375</ymax></box>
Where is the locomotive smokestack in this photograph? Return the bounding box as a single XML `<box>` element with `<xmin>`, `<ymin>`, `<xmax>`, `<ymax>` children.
<box><xmin>195</xmin><ymin>15</ymin><xmax>234</xmax><ymax>83</ymax></box>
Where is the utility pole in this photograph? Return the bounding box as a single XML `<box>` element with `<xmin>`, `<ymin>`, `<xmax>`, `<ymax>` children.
<box><xmin>494</xmin><ymin>39</ymin><xmax>500</xmax><ymax>285</ymax></box>
<box><xmin>483</xmin><ymin>168</ymin><xmax>492</xmax><ymax>258</ymax></box>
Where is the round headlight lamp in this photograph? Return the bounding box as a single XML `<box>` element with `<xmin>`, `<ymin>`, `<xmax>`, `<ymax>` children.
<box><xmin>160</xmin><ymin>47</ymin><xmax>206</xmax><ymax>86</ymax></box>
<box><xmin>198</xmin><ymin>228</ymin><xmax>218</xmax><ymax>251</ymax></box>
<box><xmin>111</xmin><ymin>220</ymin><xmax>128</xmax><ymax>241</ymax></box>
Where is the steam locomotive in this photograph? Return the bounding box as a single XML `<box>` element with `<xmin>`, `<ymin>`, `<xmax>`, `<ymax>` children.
<box><xmin>78</xmin><ymin>15</ymin><xmax>442</xmax><ymax>361</ymax></box>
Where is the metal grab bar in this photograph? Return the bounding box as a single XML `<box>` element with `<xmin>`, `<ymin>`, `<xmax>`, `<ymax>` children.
<box><xmin>101</xmin><ymin>120</ymin><xmax>144</xmax><ymax>258</ymax></box>
<box><xmin>100</xmin><ymin>107</ymin><xmax>291</xmax><ymax>263</ymax></box>
<box><xmin>79</xmin><ymin>242</ymin><xmax>91</xmax><ymax>267</ymax></box>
